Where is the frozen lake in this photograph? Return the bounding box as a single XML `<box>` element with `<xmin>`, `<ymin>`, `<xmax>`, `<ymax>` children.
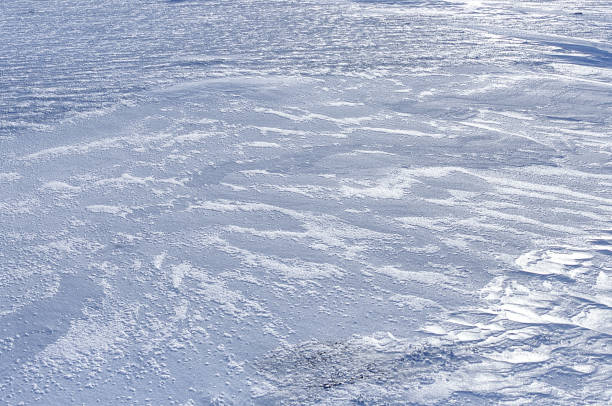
<box><xmin>1</xmin><ymin>0</ymin><xmax>611</xmax><ymax>404</ymax></box>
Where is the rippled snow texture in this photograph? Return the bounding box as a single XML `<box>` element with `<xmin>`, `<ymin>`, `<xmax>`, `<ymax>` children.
<box><xmin>1</xmin><ymin>0</ymin><xmax>611</xmax><ymax>405</ymax></box>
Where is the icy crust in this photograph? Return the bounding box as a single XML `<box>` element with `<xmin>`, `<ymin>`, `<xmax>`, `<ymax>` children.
<box><xmin>1</xmin><ymin>0</ymin><xmax>611</xmax><ymax>404</ymax></box>
<box><xmin>1</xmin><ymin>72</ymin><xmax>610</xmax><ymax>404</ymax></box>
<box><xmin>254</xmin><ymin>333</ymin><xmax>469</xmax><ymax>404</ymax></box>
<box><xmin>252</xmin><ymin>241</ymin><xmax>612</xmax><ymax>405</ymax></box>
<box><xmin>2</xmin><ymin>0</ymin><xmax>612</xmax><ymax>139</ymax></box>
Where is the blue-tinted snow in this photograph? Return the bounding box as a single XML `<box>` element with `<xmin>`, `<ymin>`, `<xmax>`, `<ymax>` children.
<box><xmin>1</xmin><ymin>0</ymin><xmax>611</xmax><ymax>405</ymax></box>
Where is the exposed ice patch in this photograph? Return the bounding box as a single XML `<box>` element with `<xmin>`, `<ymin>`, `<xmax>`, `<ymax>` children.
<box><xmin>254</xmin><ymin>332</ymin><xmax>464</xmax><ymax>404</ymax></box>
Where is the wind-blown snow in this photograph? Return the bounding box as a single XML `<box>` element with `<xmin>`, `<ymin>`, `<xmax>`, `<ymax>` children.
<box><xmin>1</xmin><ymin>0</ymin><xmax>611</xmax><ymax>405</ymax></box>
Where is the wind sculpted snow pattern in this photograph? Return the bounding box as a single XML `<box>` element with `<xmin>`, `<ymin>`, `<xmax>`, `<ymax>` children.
<box><xmin>1</xmin><ymin>0</ymin><xmax>611</xmax><ymax>405</ymax></box>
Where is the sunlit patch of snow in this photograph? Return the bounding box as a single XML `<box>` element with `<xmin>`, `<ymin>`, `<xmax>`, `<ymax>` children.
<box><xmin>241</xmin><ymin>141</ymin><xmax>281</xmax><ymax>148</ymax></box>
<box><xmin>340</xmin><ymin>169</ymin><xmax>417</xmax><ymax>199</ymax></box>
<box><xmin>42</xmin><ymin>181</ymin><xmax>81</xmax><ymax>192</ymax></box>
<box><xmin>1</xmin><ymin>0</ymin><xmax>611</xmax><ymax>403</ymax></box>
<box><xmin>0</xmin><ymin>172</ymin><xmax>21</xmax><ymax>182</ymax></box>
<box><xmin>86</xmin><ymin>204</ymin><xmax>133</xmax><ymax>217</ymax></box>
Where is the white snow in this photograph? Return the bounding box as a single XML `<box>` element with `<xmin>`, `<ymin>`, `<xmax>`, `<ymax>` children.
<box><xmin>1</xmin><ymin>0</ymin><xmax>611</xmax><ymax>404</ymax></box>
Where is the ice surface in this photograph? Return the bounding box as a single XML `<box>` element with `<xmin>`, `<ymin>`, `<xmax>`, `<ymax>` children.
<box><xmin>1</xmin><ymin>0</ymin><xmax>611</xmax><ymax>405</ymax></box>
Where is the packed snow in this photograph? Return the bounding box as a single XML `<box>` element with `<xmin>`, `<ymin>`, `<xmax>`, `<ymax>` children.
<box><xmin>1</xmin><ymin>0</ymin><xmax>611</xmax><ymax>404</ymax></box>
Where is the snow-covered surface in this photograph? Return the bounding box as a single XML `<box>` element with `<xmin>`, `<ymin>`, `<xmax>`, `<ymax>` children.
<box><xmin>1</xmin><ymin>0</ymin><xmax>611</xmax><ymax>404</ymax></box>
